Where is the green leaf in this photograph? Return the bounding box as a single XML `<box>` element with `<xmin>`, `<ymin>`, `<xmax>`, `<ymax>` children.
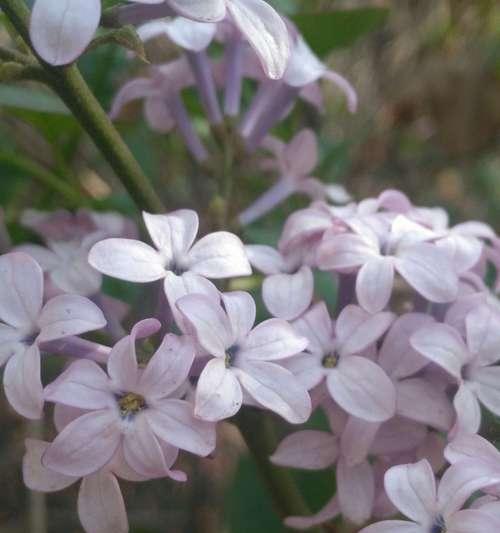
<box><xmin>293</xmin><ymin>7</ymin><xmax>389</xmax><ymax>57</ymax></box>
<box><xmin>0</xmin><ymin>85</ymin><xmax>69</xmax><ymax>114</ymax></box>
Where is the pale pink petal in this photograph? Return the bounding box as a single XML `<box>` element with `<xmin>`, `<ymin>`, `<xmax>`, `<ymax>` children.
<box><xmin>285</xmin><ymin>129</ymin><xmax>317</xmax><ymax>176</ymax></box>
<box><xmin>0</xmin><ymin>325</ymin><xmax>24</xmax><ymax>366</ymax></box>
<box><xmin>340</xmin><ymin>417</ymin><xmax>379</xmax><ymax>467</ymax></box>
<box><xmin>410</xmin><ymin>324</ymin><xmax>470</xmax><ymax>380</ymax></box>
<box><xmin>30</xmin><ymin>0</ymin><xmax>101</xmax><ymax>66</ymax></box>
<box><xmin>270</xmin><ymin>430</ymin><xmax>338</xmax><ymax>470</ymax></box>
<box><xmin>437</xmin><ymin>235</ymin><xmax>483</xmax><ymax>273</ymax></box>
<box><xmin>4</xmin><ymin>345</ymin><xmax>43</xmax><ymax>419</ymax></box>
<box><xmin>453</xmin><ymin>383</ymin><xmax>481</xmax><ymax>434</ymax></box>
<box><xmin>0</xmin><ymin>252</ymin><xmax>43</xmax><ymax>328</ymax></box>
<box><xmin>370</xmin><ymin>418</ymin><xmax>427</xmax><ymax>456</ymax></box>
<box><xmin>358</xmin><ymin>521</ymin><xmax>422</xmax><ymax>533</ymax></box>
<box><xmin>109</xmin><ymin>78</ymin><xmax>155</xmax><ymax>120</ymax></box>
<box><xmin>395</xmin><ymin>244</ymin><xmax>458</xmax><ymax>303</ymax></box>
<box><xmin>356</xmin><ymin>257</ymin><xmax>394</xmax><ymax>313</ymax></box>
<box><xmin>108</xmin><ymin>319</ymin><xmax>160</xmax><ymax>391</ymax></box>
<box><xmin>168</xmin><ymin>0</ymin><xmax>225</xmax><ymax>22</ymax></box>
<box><xmin>42</xmin><ymin>410</ymin><xmax>121</xmax><ymax>477</ymax></box>
<box><xmin>23</xmin><ymin>439</ymin><xmax>77</xmax><ymax>492</ymax></box>
<box><xmin>280</xmin><ymin>352</ymin><xmax>325</xmax><ymax>391</ymax></box>
<box><xmin>222</xmin><ymin>291</ymin><xmax>256</xmax><ymax>342</ymax></box>
<box><xmin>337</xmin><ymin>458</ymin><xmax>375</xmax><ymax>525</ymax></box>
<box><xmin>227</xmin><ymin>0</ymin><xmax>290</xmax><ymax>80</ymax></box>
<box><xmin>384</xmin><ymin>460</ymin><xmax>436</xmax><ymax>523</ymax></box>
<box><xmin>144</xmin><ymin>97</ymin><xmax>175</xmax><ymax>132</ymax></box>
<box><xmin>187</xmin><ymin>231</ymin><xmax>251</xmax><ymax>278</ymax></box>
<box><xmin>327</xmin><ymin>357</ymin><xmax>396</xmax><ymax>422</ymax></box>
<box><xmin>445</xmin><ymin>433</ymin><xmax>500</xmax><ymax>465</ymax></box>
<box><xmin>88</xmin><ymin>239</ymin><xmax>166</xmax><ymax>282</ymax></box>
<box><xmin>37</xmin><ymin>294</ymin><xmax>106</xmax><ymax>342</ymax></box>
<box><xmin>146</xmin><ymin>399</ymin><xmax>216</xmax><ymax>456</ymax></box>
<box><xmin>176</xmin><ymin>294</ymin><xmax>232</xmax><ymax>357</ymax></box>
<box><xmin>465</xmin><ymin>305</ymin><xmax>500</xmax><ymax>366</ymax></box>
<box><xmin>44</xmin><ymin>359</ymin><xmax>113</xmax><ymax>410</ymax></box>
<box><xmin>285</xmin><ymin>497</ymin><xmax>340</xmax><ymax>530</ymax></box>
<box><xmin>292</xmin><ymin>301</ymin><xmax>334</xmax><ymax>356</ymax></box>
<box><xmin>470</xmin><ymin>366</ymin><xmax>500</xmax><ymax>418</ymax></box>
<box><xmin>78</xmin><ymin>471</ymin><xmax>128</xmax><ymax>533</ymax></box>
<box><xmin>236</xmin><ymin>359</ymin><xmax>311</xmax><ymax>423</ymax></box>
<box><xmin>263</xmin><ymin>267</ymin><xmax>314</xmax><ymax>320</ymax></box>
<box><xmin>241</xmin><ymin>318</ymin><xmax>308</xmax><ymax>361</ymax></box>
<box><xmin>396</xmin><ymin>378</ymin><xmax>454</xmax><ymax>431</ymax></box>
<box><xmin>15</xmin><ymin>244</ymin><xmax>58</xmax><ymax>271</ymax></box>
<box><xmin>143</xmin><ymin>210</ymin><xmax>198</xmax><ymax>259</ymax></box>
<box><xmin>316</xmin><ymin>233</ymin><xmax>377</xmax><ymax>271</ymax></box>
<box><xmin>446</xmin><ymin>509</ymin><xmax>500</xmax><ymax>533</ymax></box>
<box><xmin>378</xmin><ymin>313</ymin><xmax>434</xmax><ymax>379</ymax></box>
<box><xmin>145</xmin><ymin>17</ymin><xmax>216</xmax><ymax>52</ymax></box>
<box><xmin>336</xmin><ymin>305</ymin><xmax>394</xmax><ymax>356</ymax></box>
<box><xmin>245</xmin><ymin>244</ymin><xmax>286</xmax><ymax>275</ymax></box>
<box><xmin>194</xmin><ymin>358</ymin><xmax>243</xmax><ymax>421</ymax></box>
<box><xmin>139</xmin><ymin>333</ymin><xmax>195</xmax><ymax>399</ymax></box>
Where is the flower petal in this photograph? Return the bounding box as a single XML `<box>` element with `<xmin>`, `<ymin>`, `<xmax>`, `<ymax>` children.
<box><xmin>465</xmin><ymin>305</ymin><xmax>500</xmax><ymax>366</ymax></box>
<box><xmin>473</xmin><ymin>366</ymin><xmax>500</xmax><ymax>418</ymax></box>
<box><xmin>30</xmin><ymin>0</ymin><xmax>101</xmax><ymax>66</ymax></box>
<box><xmin>356</xmin><ymin>257</ymin><xmax>394</xmax><ymax>314</ymax></box>
<box><xmin>285</xmin><ymin>497</ymin><xmax>340</xmax><ymax>530</ymax></box>
<box><xmin>222</xmin><ymin>291</ymin><xmax>256</xmax><ymax>342</ymax></box>
<box><xmin>337</xmin><ymin>458</ymin><xmax>375</xmax><ymax>525</ymax></box>
<box><xmin>293</xmin><ymin>301</ymin><xmax>334</xmax><ymax>356</ymax></box>
<box><xmin>446</xmin><ymin>509</ymin><xmax>500</xmax><ymax>533</ymax></box>
<box><xmin>168</xmin><ymin>0</ymin><xmax>226</xmax><ymax>22</ymax></box>
<box><xmin>88</xmin><ymin>239</ymin><xmax>166</xmax><ymax>282</ymax></box>
<box><xmin>245</xmin><ymin>244</ymin><xmax>286</xmax><ymax>274</ymax></box>
<box><xmin>453</xmin><ymin>383</ymin><xmax>481</xmax><ymax>434</ymax></box>
<box><xmin>358</xmin><ymin>521</ymin><xmax>422</xmax><ymax>533</ymax></box>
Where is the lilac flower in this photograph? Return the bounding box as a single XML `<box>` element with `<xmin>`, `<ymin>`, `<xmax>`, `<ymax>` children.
<box><xmin>43</xmin><ymin>319</ymin><xmax>215</xmax><ymax>478</ymax></box>
<box><xmin>359</xmin><ymin>459</ymin><xmax>500</xmax><ymax>533</ymax></box>
<box><xmin>317</xmin><ymin>214</ymin><xmax>459</xmax><ymax>314</ymax></box>
<box><xmin>239</xmin><ymin>130</ymin><xmax>351</xmax><ymax>225</ymax></box>
<box><xmin>0</xmin><ymin>252</ymin><xmax>106</xmax><ymax>419</ymax></box>
<box><xmin>285</xmin><ymin>301</ymin><xmax>396</xmax><ymax>422</ymax></box>
<box><xmin>245</xmin><ymin>244</ymin><xmax>313</xmax><ymax>320</ymax></box>
<box><xmin>88</xmin><ymin>209</ymin><xmax>251</xmax><ymax>327</ymax></box>
<box><xmin>411</xmin><ymin>303</ymin><xmax>500</xmax><ymax>434</ymax></box>
<box><xmin>176</xmin><ymin>290</ymin><xmax>311</xmax><ymax>423</ymax></box>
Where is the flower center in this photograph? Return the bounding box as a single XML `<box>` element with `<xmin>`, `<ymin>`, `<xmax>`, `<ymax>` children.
<box><xmin>322</xmin><ymin>353</ymin><xmax>339</xmax><ymax>368</ymax></box>
<box><xmin>430</xmin><ymin>515</ymin><xmax>446</xmax><ymax>533</ymax></box>
<box><xmin>225</xmin><ymin>345</ymin><xmax>239</xmax><ymax>368</ymax></box>
<box><xmin>118</xmin><ymin>393</ymin><xmax>146</xmax><ymax>417</ymax></box>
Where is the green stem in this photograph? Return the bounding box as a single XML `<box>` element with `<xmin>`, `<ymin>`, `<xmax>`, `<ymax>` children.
<box><xmin>0</xmin><ymin>151</ymin><xmax>82</xmax><ymax>206</ymax></box>
<box><xmin>234</xmin><ymin>408</ymin><xmax>326</xmax><ymax>533</ymax></box>
<box><xmin>0</xmin><ymin>0</ymin><xmax>165</xmax><ymax>214</ymax></box>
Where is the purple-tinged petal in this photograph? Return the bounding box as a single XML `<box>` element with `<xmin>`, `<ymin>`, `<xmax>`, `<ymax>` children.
<box><xmin>263</xmin><ymin>267</ymin><xmax>314</xmax><ymax>320</ymax></box>
<box><xmin>37</xmin><ymin>294</ymin><xmax>106</xmax><ymax>342</ymax></box>
<box><xmin>410</xmin><ymin>324</ymin><xmax>470</xmax><ymax>380</ymax></box>
<box><xmin>236</xmin><ymin>359</ymin><xmax>311</xmax><ymax>423</ymax></box>
<box><xmin>143</xmin><ymin>210</ymin><xmax>198</xmax><ymax>260</ymax></box>
<box><xmin>227</xmin><ymin>0</ymin><xmax>290</xmax><ymax>80</ymax></box>
<box><xmin>445</xmin><ymin>433</ymin><xmax>500</xmax><ymax>465</ymax></box>
<box><xmin>146</xmin><ymin>398</ymin><xmax>216</xmax><ymax>456</ymax></box>
<box><xmin>340</xmin><ymin>416</ymin><xmax>379</xmax><ymax>467</ymax></box>
<box><xmin>42</xmin><ymin>410</ymin><xmax>121</xmax><ymax>477</ymax></box>
<box><xmin>15</xmin><ymin>244</ymin><xmax>58</xmax><ymax>271</ymax></box>
<box><xmin>0</xmin><ymin>252</ymin><xmax>43</xmax><ymax>328</ymax></box>
<box><xmin>89</xmin><ymin>239</ymin><xmax>166</xmax><ymax>282</ymax></box>
<box><xmin>293</xmin><ymin>301</ymin><xmax>334</xmax><ymax>356</ymax></box>
<box><xmin>356</xmin><ymin>257</ymin><xmax>394</xmax><ymax>314</ymax></box>
<box><xmin>222</xmin><ymin>291</ymin><xmax>256</xmax><ymax>342</ymax></box>
<box><xmin>285</xmin><ymin>129</ymin><xmax>317</xmax><ymax>176</ymax></box>
<box><xmin>337</xmin><ymin>458</ymin><xmax>375</xmax><ymax>525</ymax></box>
<box><xmin>4</xmin><ymin>345</ymin><xmax>43</xmax><ymax>419</ymax></box>
<box><xmin>176</xmin><ymin>294</ymin><xmax>232</xmax><ymax>357</ymax></box>
<box><xmin>30</xmin><ymin>0</ymin><xmax>101</xmax><ymax>66</ymax></box>
<box><xmin>465</xmin><ymin>305</ymin><xmax>500</xmax><ymax>366</ymax></box>
<box><xmin>270</xmin><ymin>430</ymin><xmax>338</xmax><ymax>470</ymax></box>
<box><xmin>187</xmin><ymin>231</ymin><xmax>251</xmax><ymax>278</ymax></box>
<box><xmin>446</xmin><ymin>509</ymin><xmax>500</xmax><ymax>533</ymax></box>
<box><xmin>396</xmin><ymin>378</ymin><xmax>454</xmax><ymax>431</ymax></box>
<box><xmin>241</xmin><ymin>318</ymin><xmax>308</xmax><ymax>361</ymax></box>
<box><xmin>194</xmin><ymin>358</ymin><xmax>242</xmax><ymax>421</ymax></box>
<box><xmin>370</xmin><ymin>417</ymin><xmax>427</xmax><ymax>456</ymax></box>
<box><xmin>336</xmin><ymin>305</ymin><xmax>394</xmax><ymax>356</ymax></box>
<box><xmin>44</xmin><ymin>359</ymin><xmax>113</xmax><ymax>410</ymax></box>
<box><xmin>384</xmin><ymin>459</ymin><xmax>436</xmax><ymax>523</ymax></box>
<box><xmin>327</xmin><ymin>357</ymin><xmax>396</xmax><ymax>422</ymax></box>
<box><xmin>139</xmin><ymin>333</ymin><xmax>195</xmax><ymax>399</ymax></box>
<box><xmin>316</xmin><ymin>233</ymin><xmax>377</xmax><ymax>271</ymax></box>
<box><xmin>437</xmin><ymin>234</ymin><xmax>482</xmax><ymax>273</ymax></box>
<box><xmin>281</xmin><ymin>352</ymin><xmax>325</xmax><ymax>391</ymax></box>
<box><xmin>395</xmin><ymin>243</ymin><xmax>458</xmax><ymax>303</ymax></box>
<box><xmin>471</xmin><ymin>366</ymin><xmax>500</xmax><ymax>418</ymax></box>
<box><xmin>109</xmin><ymin>77</ymin><xmax>155</xmax><ymax>120</ymax></box>
<box><xmin>453</xmin><ymin>383</ymin><xmax>481</xmax><ymax>434</ymax></box>
<box><xmin>245</xmin><ymin>244</ymin><xmax>286</xmax><ymax>275</ymax></box>
<box><xmin>323</xmin><ymin>70</ymin><xmax>358</xmax><ymax>113</ymax></box>
<box><xmin>23</xmin><ymin>439</ymin><xmax>77</xmax><ymax>492</ymax></box>
<box><xmin>168</xmin><ymin>0</ymin><xmax>226</xmax><ymax>22</ymax></box>
<box><xmin>358</xmin><ymin>521</ymin><xmax>422</xmax><ymax>533</ymax></box>
<box><xmin>78</xmin><ymin>471</ymin><xmax>128</xmax><ymax>533</ymax></box>
<box><xmin>285</xmin><ymin>497</ymin><xmax>340</xmax><ymax>530</ymax></box>
<box><xmin>0</xmin><ymin>325</ymin><xmax>24</xmax><ymax>366</ymax></box>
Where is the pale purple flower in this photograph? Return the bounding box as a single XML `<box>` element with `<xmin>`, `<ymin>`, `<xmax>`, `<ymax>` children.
<box><xmin>411</xmin><ymin>304</ymin><xmax>500</xmax><ymax>434</ymax></box>
<box><xmin>0</xmin><ymin>252</ymin><xmax>106</xmax><ymax>419</ymax></box>
<box><xmin>43</xmin><ymin>319</ymin><xmax>215</xmax><ymax>478</ymax></box>
<box><xmin>359</xmin><ymin>459</ymin><xmax>500</xmax><ymax>533</ymax></box>
<box><xmin>285</xmin><ymin>301</ymin><xmax>396</xmax><ymax>422</ymax></box>
<box><xmin>88</xmin><ymin>209</ymin><xmax>251</xmax><ymax>328</ymax></box>
<box><xmin>245</xmin><ymin>244</ymin><xmax>313</xmax><ymax>320</ymax></box>
<box><xmin>317</xmin><ymin>214</ymin><xmax>459</xmax><ymax>314</ymax></box>
<box><xmin>239</xmin><ymin>130</ymin><xmax>350</xmax><ymax>225</ymax></box>
<box><xmin>176</xmin><ymin>290</ymin><xmax>311</xmax><ymax>423</ymax></box>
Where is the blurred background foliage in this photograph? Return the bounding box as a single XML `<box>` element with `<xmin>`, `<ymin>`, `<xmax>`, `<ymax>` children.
<box><xmin>0</xmin><ymin>0</ymin><xmax>499</xmax><ymax>531</ymax></box>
